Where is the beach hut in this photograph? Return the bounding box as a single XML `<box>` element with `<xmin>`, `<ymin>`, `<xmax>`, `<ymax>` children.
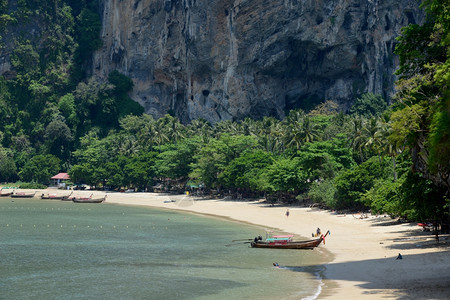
<box><xmin>51</xmin><ymin>173</ymin><xmax>71</xmax><ymax>188</ymax></box>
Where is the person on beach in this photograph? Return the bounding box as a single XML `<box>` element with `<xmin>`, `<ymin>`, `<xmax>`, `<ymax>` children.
<box><xmin>316</xmin><ymin>227</ymin><xmax>321</xmax><ymax>236</ymax></box>
<box><xmin>285</xmin><ymin>209</ymin><xmax>289</xmax><ymax>218</ymax></box>
<box><xmin>396</xmin><ymin>253</ymin><xmax>402</xmax><ymax>260</ymax></box>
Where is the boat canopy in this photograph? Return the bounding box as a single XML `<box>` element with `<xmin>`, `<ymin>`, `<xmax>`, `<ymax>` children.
<box><xmin>266</xmin><ymin>237</ymin><xmax>292</xmax><ymax>242</ymax></box>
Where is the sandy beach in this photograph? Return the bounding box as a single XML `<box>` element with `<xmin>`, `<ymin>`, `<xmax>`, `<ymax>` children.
<box><xmin>30</xmin><ymin>190</ymin><xmax>450</xmax><ymax>299</ymax></box>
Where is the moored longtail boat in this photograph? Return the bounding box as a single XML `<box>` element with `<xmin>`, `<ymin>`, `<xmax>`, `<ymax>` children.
<box><xmin>60</xmin><ymin>191</ymin><xmax>74</xmax><ymax>201</ymax></box>
<box><xmin>72</xmin><ymin>194</ymin><xmax>106</xmax><ymax>203</ymax></box>
<box><xmin>11</xmin><ymin>191</ymin><xmax>37</xmax><ymax>198</ymax></box>
<box><xmin>251</xmin><ymin>230</ymin><xmax>330</xmax><ymax>249</ymax></box>
<box><xmin>41</xmin><ymin>192</ymin><xmax>73</xmax><ymax>200</ymax></box>
<box><xmin>0</xmin><ymin>188</ymin><xmax>13</xmax><ymax>197</ymax></box>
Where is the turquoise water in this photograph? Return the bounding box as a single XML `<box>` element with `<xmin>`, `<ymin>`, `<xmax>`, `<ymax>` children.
<box><xmin>0</xmin><ymin>198</ymin><xmax>328</xmax><ymax>299</ymax></box>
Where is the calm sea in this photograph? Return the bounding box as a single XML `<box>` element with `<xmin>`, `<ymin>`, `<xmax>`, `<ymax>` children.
<box><xmin>0</xmin><ymin>198</ymin><xmax>330</xmax><ymax>299</ymax></box>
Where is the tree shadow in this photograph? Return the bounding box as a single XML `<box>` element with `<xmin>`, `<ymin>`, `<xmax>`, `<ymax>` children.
<box><xmin>285</xmin><ymin>251</ymin><xmax>450</xmax><ymax>299</ymax></box>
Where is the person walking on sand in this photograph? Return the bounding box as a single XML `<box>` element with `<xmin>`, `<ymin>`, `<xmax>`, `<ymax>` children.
<box><xmin>285</xmin><ymin>209</ymin><xmax>290</xmax><ymax>218</ymax></box>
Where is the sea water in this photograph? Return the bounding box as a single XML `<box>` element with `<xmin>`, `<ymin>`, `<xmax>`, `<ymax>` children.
<box><xmin>0</xmin><ymin>198</ymin><xmax>330</xmax><ymax>299</ymax></box>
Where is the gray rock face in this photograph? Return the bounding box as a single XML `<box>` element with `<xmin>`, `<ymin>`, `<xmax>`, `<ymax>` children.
<box><xmin>93</xmin><ymin>0</ymin><xmax>422</xmax><ymax>123</ymax></box>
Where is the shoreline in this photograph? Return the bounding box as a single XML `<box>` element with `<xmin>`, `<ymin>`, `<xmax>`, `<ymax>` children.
<box><xmin>15</xmin><ymin>189</ymin><xmax>450</xmax><ymax>299</ymax></box>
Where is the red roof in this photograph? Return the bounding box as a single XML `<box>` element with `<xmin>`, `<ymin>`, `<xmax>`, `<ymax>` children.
<box><xmin>51</xmin><ymin>173</ymin><xmax>70</xmax><ymax>180</ymax></box>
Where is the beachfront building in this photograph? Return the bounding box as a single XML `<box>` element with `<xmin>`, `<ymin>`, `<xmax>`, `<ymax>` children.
<box><xmin>51</xmin><ymin>173</ymin><xmax>70</xmax><ymax>188</ymax></box>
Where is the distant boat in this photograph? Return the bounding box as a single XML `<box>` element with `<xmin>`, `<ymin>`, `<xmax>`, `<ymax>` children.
<box><xmin>60</xmin><ymin>191</ymin><xmax>74</xmax><ymax>201</ymax></box>
<box><xmin>0</xmin><ymin>189</ymin><xmax>13</xmax><ymax>197</ymax></box>
<box><xmin>250</xmin><ymin>231</ymin><xmax>330</xmax><ymax>249</ymax></box>
<box><xmin>72</xmin><ymin>194</ymin><xmax>106</xmax><ymax>203</ymax></box>
<box><xmin>41</xmin><ymin>192</ymin><xmax>73</xmax><ymax>200</ymax></box>
<box><xmin>11</xmin><ymin>191</ymin><xmax>36</xmax><ymax>198</ymax></box>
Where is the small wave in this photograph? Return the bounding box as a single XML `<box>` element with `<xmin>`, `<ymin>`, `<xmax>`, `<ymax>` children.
<box><xmin>301</xmin><ymin>269</ymin><xmax>324</xmax><ymax>300</ymax></box>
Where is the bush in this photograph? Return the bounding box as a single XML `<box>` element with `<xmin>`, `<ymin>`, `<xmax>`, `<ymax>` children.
<box><xmin>18</xmin><ymin>182</ymin><xmax>47</xmax><ymax>189</ymax></box>
<box><xmin>307</xmin><ymin>179</ymin><xmax>337</xmax><ymax>208</ymax></box>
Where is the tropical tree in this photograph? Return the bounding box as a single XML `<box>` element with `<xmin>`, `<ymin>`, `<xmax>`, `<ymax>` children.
<box><xmin>348</xmin><ymin>116</ymin><xmax>368</xmax><ymax>163</ymax></box>
<box><xmin>349</xmin><ymin>93</ymin><xmax>387</xmax><ymax>118</ymax></box>
<box><xmin>0</xmin><ymin>147</ymin><xmax>17</xmax><ymax>182</ymax></box>
<box><xmin>220</xmin><ymin>150</ymin><xmax>273</xmax><ymax>192</ymax></box>
<box><xmin>19</xmin><ymin>154</ymin><xmax>61</xmax><ymax>184</ymax></box>
<box><xmin>260</xmin><ymin>156</ymin><xmax>309</xmax><ymax>195</ymax></box>
<box><xmin>334</xmin><ymin>156</ymin><xmax>392</xmax><ymax>209</ymax></box>
<box><xmin>154</xmin><ymin>138</ymin><xmax>200</xmax><ymax>180</ymax></box>
<box><xmin>392</xmin><ymin>0</ymin><xmax>449</xmax><ymax>191</ymax></box>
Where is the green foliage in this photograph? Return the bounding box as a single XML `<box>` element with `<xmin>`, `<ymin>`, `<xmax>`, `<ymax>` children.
<box><xmin>220</xmin><ymin>150</ymin><xmax>273</xmax><ymax>191</ymax></box>
<box><xmin>396</xmin><ymin>171</ymin><xmax>448</xmax><ymax>221</ymax></box>
<box><xmin>18</xmin><ymin>182</ymin><xmax>47</xmax><ymax>189</ymax></box>
<box><xmin>74</xmin><ymin>7</ymin><xmax>102</xmax><ymax>63</ymax></box>
<box><xmin>108</xmin><ymin>70</ymin><xmax>134</xmax><ymax>94</ymax></box>
<box><xmin>349</xmin><ymin>93</ymin><xmax>387</xmax><ymax>118</ymax></box>
<box><xmin>154</xmin><ymin>138</ymin><xmax>200</xmax><ymax>180</ymax></box>
<box><xmin>392</xmin><ymin>0</ymin><xmax>449</xmax><ymax>190</ymax></box>
<box><xmin>19</xmin><ymin>154</ymin><xmax>61</xmax><ymax>184</ymax></box>
<box><xmin>297</xmin><ymin>136</ymin><xmax>355</xmax><ymax>181</ymax></box>
<box><xmin>363</xmin><ymin>179</ymin><xmax>402</xmax><ymax>216</ymax></box>
<box><xmin>108</xmin><ymin>71</ymin><xmax>144</xmax><ymax>118</ymax></box>
<box><xmin>123</xmin><ymin>152</ymin><xmax>157</xmax><ymax>190</ymax></box>
<box><xmin>334</xmin><ymin>156</ymin><xmax>392</xmax><ymax>209</ymax></box>
<box><xmin>69</xmin><ymin>163</ymin><xmax>95</xmax><ymax>186</ymax></box>
<box><xmin>58</xmin><ymin>93</ymin><xmax>78</xmax><ymax>127</ymax></box>
<box><xmin>261</xmin><ymin>156</ymin><xmax>308</xmax><ymax>193</ymax></box>
<box><xmin>428</xmin><ymin>98</ymin><xmax>450</xmax><ymax>172</ymax></box>
<box><xmin>307</xmin><ymin>179</ymin><xmax>337</xmax><ymax>208</ymax></box>
<box><xmin>0</xmin><ymin>147</ymin><xmax>17</xmax><ymax>182</ymax></box>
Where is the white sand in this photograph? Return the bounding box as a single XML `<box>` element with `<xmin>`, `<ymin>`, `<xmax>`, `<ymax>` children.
<box><xmin>35</xmin><ymin>190</ymin><xmax>450</xmax><ymax>299</ymax></box>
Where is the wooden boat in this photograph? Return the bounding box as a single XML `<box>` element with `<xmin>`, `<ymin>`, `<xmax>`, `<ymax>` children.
<box><xmin>41</xmin><ymin>192</ymin><xmax>73</xmax><ymax>200</ymax></box>
<box><xmin>11</xmin><ymin>191</ymin><xmax>37</xmax><ymax>198</ymax></box>
<box><xmin>0</xmin><ymin>189</ymin><xmax>13</xmax><ymax>197</ymax></box>
<box><xmin>60</xmin><ymin>191</ymin><xmax>74</xmax><ymax>201</ymax></box>
<box><xmin>72</xmin><ymin>194</ymin><xmax>106</xmax><ymax>203</ymax></box>
<box><xmin>251</xmin><ymin>230</ymin><xmax>330</xmax><ymax>249</ymax></box>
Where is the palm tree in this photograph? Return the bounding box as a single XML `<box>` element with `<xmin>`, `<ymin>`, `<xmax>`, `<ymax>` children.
<box><xmin>167</xmin><ymin>115</ymin><xmax>185</xmax><ymax>144</ymax></box>
<box><xmin>153</xmin><ymin>120</ymin><xmax>170</xmax><ymax>148</ymax></box>
<box><xmin>364</xmin><ymin>117</ymin><xmax>384</xmax><ymax>161</ymax></box>
<box><xmin>349</xmin><ymin>116</ymin><xmax>368</xmax><ymax>163</ymax></box>
<box><xmin>118</xmin><ymin>135</ymin><xmax>141</xmax><ymax>157</ymax></box>
<box><xmin>377</xmin><ymin>116</ymin><xmax>401</xmax><ymax>181</ymax></box>
<box><xmin>214</xmin><ymin>120</ymin><xmax>238</xmax><ymax>137</ymax></box>
<box><xmin>283</xmin><ymin>110</ymin><xmax>305</xmax><ymax>151</ymax></box>
<box><xmin>301</xmin><ymin>115</ymin><xmax>319</xmax><ymax>143</ymax></box>
<box><xmin>187</xmin><ymin>118</ymin><xmax>213</xmax><ymax>144</ymax></box>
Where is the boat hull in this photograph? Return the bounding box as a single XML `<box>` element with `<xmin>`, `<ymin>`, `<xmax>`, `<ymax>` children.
<box><xmin>72</xmin><ymin>197</ymin><xmax>106</xmax><ymax>203</ymax></box>
<box><xmin>251</xmin><ymin>238</ymin><xmax>323</xmax><ymax>249</ymax></box>
<box><xmin>41</xmin><ymin>195</ymin><xmax>67</xmax><ymax>200</ymax></box>
<box><xmin>11</xmin><ymin>194</ymin><xmax>35</xmax><ymax>198</ymax></box>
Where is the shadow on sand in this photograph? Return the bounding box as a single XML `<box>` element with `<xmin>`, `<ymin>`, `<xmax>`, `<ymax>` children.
<box><xmin>285</xmin><ymin>250</ymin><xmax>450</xmax><ymax>300</ymax></box>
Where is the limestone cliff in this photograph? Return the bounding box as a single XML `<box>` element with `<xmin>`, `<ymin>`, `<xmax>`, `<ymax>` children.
<box><xmin>93</xmin><ymin>0</ymin><xmax>422</xmax><ymax>123</ymax></box>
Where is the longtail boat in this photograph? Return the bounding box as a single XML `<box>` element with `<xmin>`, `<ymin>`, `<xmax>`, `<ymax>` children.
<box><xmin>41</xmin><ymin>192</ymin><xmax>73</xmax><ymax>200</ymax></box>
<box><xmin>11</xmin><ymin>191</ymin><xmax>37</xmax><ymax>198</ymax></box>
<box><xmin>72</xmin><ymin>194</ymin><xmax>106</xmax><ymax>203</ymax></box>
<box><xmin>0</xmin><ymin>189</ymin><xmax>13</xmax><ymax>197</ymax></box>
<box><xmin>251</xmin><ymin>230</ymin><xmax>330</xmax><ymax>249</ymax></box>
<box><xmin>60</xmin><ymin>191</ymin><xmax>74</xmax><ymax>201</ymax></box>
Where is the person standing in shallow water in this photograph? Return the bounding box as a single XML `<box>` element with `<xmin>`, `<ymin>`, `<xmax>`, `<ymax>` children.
<box><xmin>285</xmin><ymin>209</ymin><xmax>289</xmax><ymax>218</ymax></box>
